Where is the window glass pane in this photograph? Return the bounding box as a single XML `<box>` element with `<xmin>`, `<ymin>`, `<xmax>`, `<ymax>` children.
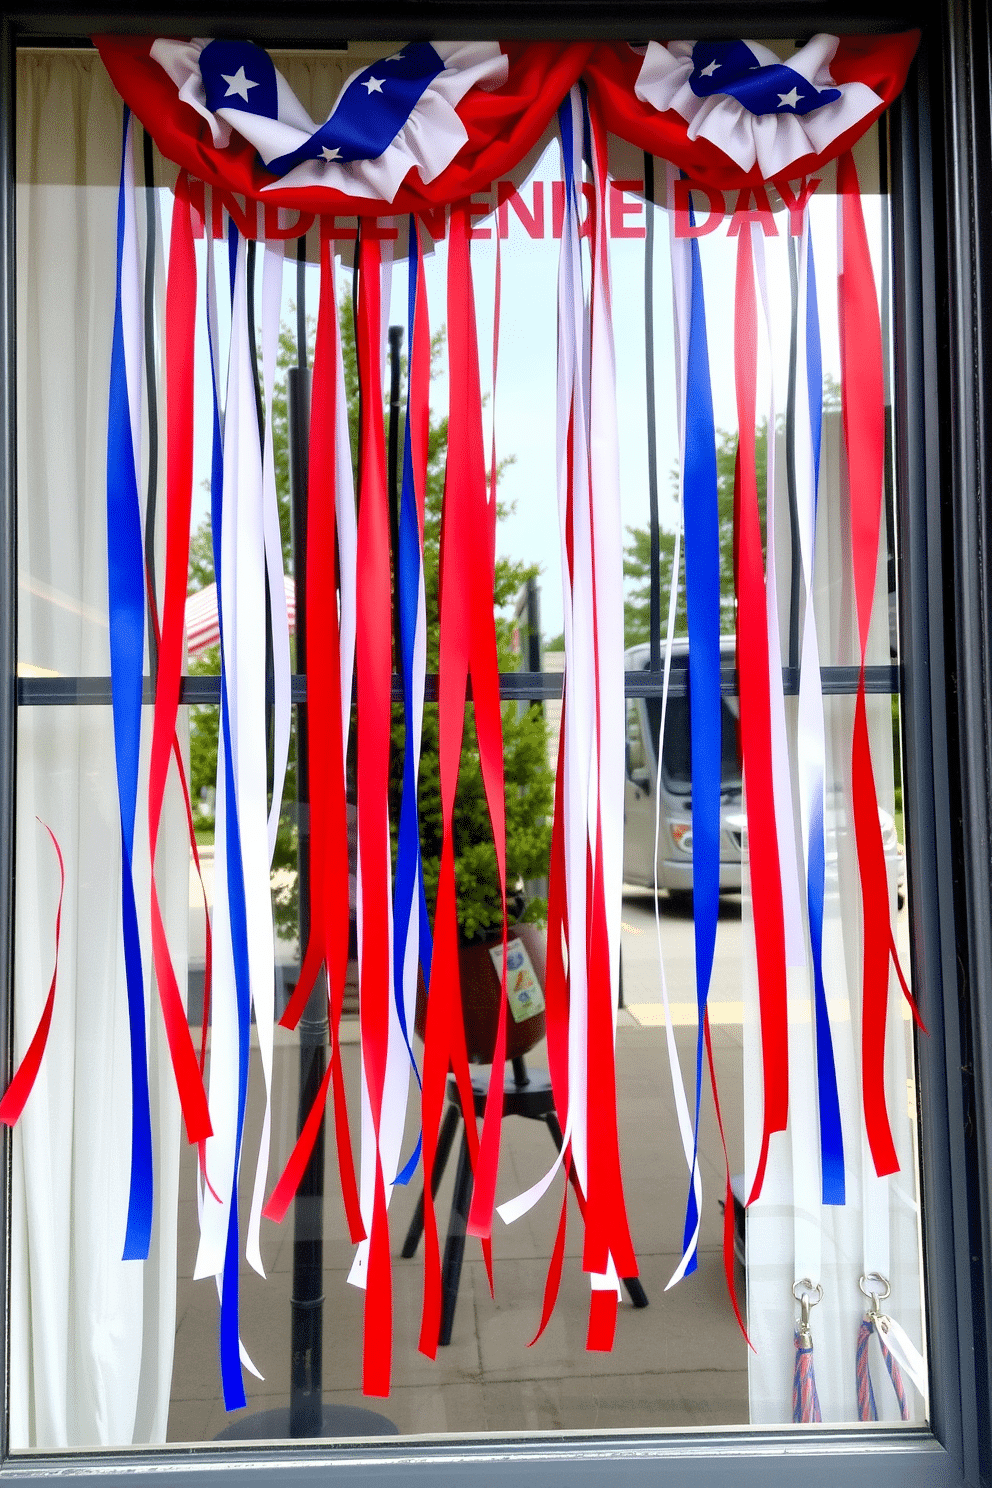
<box><xmin>11</xmin><ymin>40</ymin><xmax>926</xmax><ymax>1452</ymax></box>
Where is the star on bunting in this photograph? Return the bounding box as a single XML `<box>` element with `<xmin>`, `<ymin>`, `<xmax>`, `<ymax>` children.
<box><xmin>363</xmin><ymin>76</ymin><xmax>384</xmax><ymax>94</ymax></box>
<box><xmin>777</xmin><ymin>86</ymin><xmax>803</xmax><ymax>108</ymax></box>
<box><xmin>222</xmin><ymin>65</ymin><xmax>257</xmax><ymax>101</ymax></box>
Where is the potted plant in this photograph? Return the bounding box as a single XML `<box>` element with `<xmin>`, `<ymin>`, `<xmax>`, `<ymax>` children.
<box><xmin>406</xmin><ymin>695</ymin><xmax>554</xmax><ymax>1062</ymax></box>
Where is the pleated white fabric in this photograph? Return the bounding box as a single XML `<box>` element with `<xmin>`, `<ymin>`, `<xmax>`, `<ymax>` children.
<box><xmin>12</xmin><ymin>52</ymin><xmax>184</xmax><ymax>1448</ymax></box>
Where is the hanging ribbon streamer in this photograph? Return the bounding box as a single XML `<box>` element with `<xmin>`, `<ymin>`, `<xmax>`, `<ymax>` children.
<box><xmin>734</xmin><ymin>222</ymin><xmax>789</xmax><ymax>1207</ymax></box>
<box><xmin>836</xmin><ymin>151</ymin><xmax>924</xmax><ymax>1181</ymax></box>
<box><xmin>107</xmin><ymin>108</ymin><xmax>154</xmax><ymax>1260</ymax></box>
<box><xmin>792</xmin><ymin>1279</ymin><xmax>823</xmax><ymax>1423</ymax></box>
<box><xmin>0</xmin><ymin>822</ymin><xmax>65</xmax><ymax>1127</ymax></box>
<box><xmin>267</xmin><ymin>224</ymin><xmax>362</xmax><ymax>1240</ymax></box>
<box><xmin>495</xmin><ymin>99</ymin><xmax>590</xmax><ymax>1319</ymax></box>
<box><xmin>194</xmin><ymin>226</ymin><xmax>263</xmax><ymax>1412</ymax></box>
<box><xmin>141</xmin><ymin>166</ymin><xmax>216</xmax><ymax>1194</ymax></box>
<box><xmin>855</xmin><ymin>1274</ymin><xmax>928</xmax><ymax>1420</ymax></box>
<box><xmin>667</xmin><ymin>175</ymin><xmax>721</xmax><ymax>1284</ymax></box>
<box><xmin>789</xmin><ymin>209</ymin><xmax>845</xmax><ymax>1204</ymax></box>
<box><xmin>496</xmin><ymin>98</ymin><xmax>587</xmax><ymax>1240</ymax></box>
<box><xmin>581</xmin><ymin>84</ymin><xmax>636</xmax><ymax>1348</ymax></box>
<box><xmin>651</xmin><ymin>165</ymin><xmax>701</xmax><ymax>1288</ymax></box>
<box><xmin>348</xmin><ymin>231</ymin><xmax>422</xmax><ymax>1332</ymax></box>
<box><xmin>149</xmin><ymin>172</ymin><xmax>212</xmax><ymax>1148</ymax></box>
<box><xmin>496</xmin><ymin>89</ymin><xmax>636</xmax><ymax>1351</ymax></box>
<box><xmin>260</xmin><ymin>242</ymin><xmax>292</xmax><ymax>864</ymax></box>
<box><xmin>461</xmin><ymin>206</ymin><xmax>510</xmax><ymax>1249</ymax></box>
<box><xmin>419</xmin><ymin>200</ymin><xmax>500</xmax><ymax>1359</ymax></box>
<box><xmin>392</xmin><ymin>216</ymin><xmax>432</xmax><ymax>1187</ymax></box>
<box><xmin>353</xmin><ymin>226</ymin><xmax>397</xmax><ymax>1397</ymax></box>
<box><xmin>244</xmin><ymin>231</ymin><xmax>286</xmax><ymax>1280</ymax></box>
<box><xmin>665</xmin><ymin>175</ymin><xmax>742</xmax><ymax>1332</ymax></box>
<box><xmin>667</xmin><ymin>184</ymin><xmax>747</xmax><ymax>1338</ymax></box>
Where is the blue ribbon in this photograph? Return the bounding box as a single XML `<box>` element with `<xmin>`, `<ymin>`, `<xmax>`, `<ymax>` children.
<box><xmin>680</xmin><ymin>205</ymin><xmax>721</xmax><ymax>1274</ymax></box>
<box><xmin>803</xmin><ymin>237</ymin><xmax>844</xmax><ymax>1205</ymax></box>
<box><xmin>108</xmin><ymin>109</ymin><xmax>153</xmax><ymax>1262</ymax></box>
<box><xmin>392</xmin><ymin>219</ymin><xmax>432</xmax><ymax>1187</ymax></box>
<box><xmin>209</xmin><ymin>223</ymin><xmax>252</xmax><ymax>1410</ymax></box>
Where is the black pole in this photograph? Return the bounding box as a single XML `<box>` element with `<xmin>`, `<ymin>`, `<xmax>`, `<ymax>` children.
<box><xmin>287</xmin><ymin>235</ymin><xmax>327</xmax><ymax>1440</ymax></box>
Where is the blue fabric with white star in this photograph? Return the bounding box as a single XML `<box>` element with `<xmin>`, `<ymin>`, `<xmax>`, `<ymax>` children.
<box><xmin>199</xmin><ymin>38</ymin><xmax>446</xmax><ymax>175</ymax></box>
<box><xmin>688</xmin><ymin>41</ymin><xmax>841</xmax><ymax>116</ymax></box>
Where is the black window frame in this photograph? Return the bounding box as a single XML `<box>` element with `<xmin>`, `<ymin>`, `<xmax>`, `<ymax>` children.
<box><xmin>3</xmin><ymin>3</ymin><xmax>992</xmax><ymax>1484</ymax></box>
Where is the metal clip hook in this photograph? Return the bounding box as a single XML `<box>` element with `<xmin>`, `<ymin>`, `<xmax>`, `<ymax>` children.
<box><xmin>858</xmin><ymin>1272</ymin><xmax>891</xmax><ymax>1325</ymax></box>
<box><xmin>793</xmin><ymin>1278</ymin><xmax>823</xmax><ymax>1347</ymax></box>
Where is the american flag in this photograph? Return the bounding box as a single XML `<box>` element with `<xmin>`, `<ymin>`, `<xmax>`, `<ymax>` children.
<box><xmin>185</xmin><ymin>574</ymin><xmax>296</xmax><ymax>660</ymax></box>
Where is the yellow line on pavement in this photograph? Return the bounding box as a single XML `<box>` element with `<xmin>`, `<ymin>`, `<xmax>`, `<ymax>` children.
<box><xmin>626</xmin><ymin>997</ymin><xmax>913</xmax><ymax>1028</ymax></box>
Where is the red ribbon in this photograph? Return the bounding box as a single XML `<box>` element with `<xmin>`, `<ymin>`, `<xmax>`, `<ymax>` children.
<box><xmin>581</xmin><ymin>96</ymin><xmax>638</xmax><ymax>1299</ymax></box>
<box><xmin>703</xmin><ymin>1012</ymin><xmax>751</xmax><ymax>1346</ymax></box>
<box><xmin>353</xmin><ymin>227</ymin><xmax>396</xmax><ymax>1397</ymax></box>
<box><xmin>419</xmin><ymin>202</ymin><xmax>501</xmax><ymax>1357</ymax></box>
<box><xmin>149</xmin><ymin>173</ymin><xmax>211</xmax><ymax>1145</ymax></box>
<box><xmin>529</xmin><ymin>727</ymin><xmax>571</xmax><ymax>1345</ymax></box>
<box><xmin>267</xmin><ymin>225</ymin><xmax>362</xmax><ymax>1242</ymax></box>
<box><xmin>146</xmin><ymin>573</ymin><xmax>216</xmax><ymax>1194</ymax></box>
<box><xmin>837</xmin><ymin>152</ymin><xmax>924</xmax><ymax>1179</ymax></box>
<box><xmin>733</xmin><ymin>225</ymin><xmax>790</xmax><ymax>1207</ymax></box>
<box><xmin>0</xmin><ymin>821</ymin><xmax>65</xmax><ymax>1127</ymax></box>
<box><xmin>465</xmin><ymin>216</ymin><xmax>511</xmax><ymax>1246</ymax></box>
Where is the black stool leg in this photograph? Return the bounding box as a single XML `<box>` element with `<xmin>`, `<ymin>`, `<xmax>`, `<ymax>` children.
<box><xmin>401</xmin><ymin>1101</ymin><xmax>461</xmax><ymax>1259</ymax></box>
<box><xmin>439</xmin><ymin>1128</ymin><xmax>474</xmax><ymax>1346</ymax></box>
<box><xmin>544</xmin><ymin>1111</ymin><xmax>648</xmax><ymax>1310</ymax></box>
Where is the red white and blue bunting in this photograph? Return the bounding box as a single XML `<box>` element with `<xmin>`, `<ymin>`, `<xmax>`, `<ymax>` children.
<box><xmin>17</xmin><ymin>27</ymin><xmax>919</xmax><ymax>1407</ymax></box>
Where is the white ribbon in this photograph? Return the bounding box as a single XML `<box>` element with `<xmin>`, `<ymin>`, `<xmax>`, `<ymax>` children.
<box><xmin>349</xmin><ymin>237</ymin><xmax>402</xmax><ymax>1290</ymax></box>
<box><xmin>260</xmin><ymin>235</ymin><xmax>291</xmax><ymax>862</ymax></box>
<box><xmin>244</xmin><ymin>233</ymin><xmax>287</xmax><ymax>1279</ymax></box>
<box><xmin>875</xmin><ymin>1311</ymin><xmax>929</xmax><ymax>1408</ymax></box>
<box><xmin>497</xmin><ymin>92</ymin><xmax>588</xmax><ymax>1228</ymax></box>
<box><xmin>752</xmin><ymin>227</ymin><xmax>806</xmax><ymax>970</ymax></box>
<box><xmin>194</xmin><ymin>222</ymin><xmax>240</xmax><ymax>1283</ymax></box>
<box><xmin>333</xmin><ymin>248</ymin><xmax>359</xmax><ymax>759</ymax></box>
<box><xmin>120</xmin><ymin>114</ymin><xmax>144</xmax><ymax>504</ymax></box>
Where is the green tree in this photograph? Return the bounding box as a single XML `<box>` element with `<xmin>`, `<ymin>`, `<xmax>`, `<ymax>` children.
<box><xmin>623</xmin><ymin>421</ymin><xmax>767</xmax><ymax>648</ymax></box>
<box><xmin>189</xmin><ymin>297</ymin><xmax>552</xmax><ymax>949</ymax></box>
<box><xmin>186</xmin><ymin>319</ymin><xmax>306</xmax><ymax>937</ymax></box>
<box><xmin>624</xmin><ymin>378</ymin><xmax>843</xmax><ymax>650</ymax></box>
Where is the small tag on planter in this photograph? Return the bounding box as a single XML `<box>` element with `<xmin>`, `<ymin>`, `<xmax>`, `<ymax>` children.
<box><xmin>491</xmin><ymin>937</ymin><xmax>546</xmax><ymax>1023</ymax></box>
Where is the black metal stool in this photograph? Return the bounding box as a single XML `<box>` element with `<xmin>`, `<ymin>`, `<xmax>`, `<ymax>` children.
<box><xmin>401</xmin><ymin>1058</ymin><xmax>648</xmax><ymax>1344</ymax></box>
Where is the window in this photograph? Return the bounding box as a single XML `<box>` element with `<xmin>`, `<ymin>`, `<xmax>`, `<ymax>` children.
<box><xmin>2</xmin><ymin>6</ymin><xmax>991</xmax><ymax>1485</ymax></box>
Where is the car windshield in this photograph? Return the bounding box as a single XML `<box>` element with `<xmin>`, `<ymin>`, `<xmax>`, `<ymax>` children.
<box><xmin>646</xmin><ymin>692</ymin><xmax>742</xmax><ymax>794</ymax></box>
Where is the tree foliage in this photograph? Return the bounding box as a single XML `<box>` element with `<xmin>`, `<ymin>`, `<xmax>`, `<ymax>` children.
<box><xmin>188</xmin><ymin>290</ymin><xmax>552</xmax><ymax>951</ymax></box>
<box><xmin>624</xmin><ymin>378</ymin><xmax>842</xmax><ymax>650</ymax></box>
<box><xmin>623</xmin><ymin>421</ymin><xmax>766</xmax><ymax>648</ymax></box>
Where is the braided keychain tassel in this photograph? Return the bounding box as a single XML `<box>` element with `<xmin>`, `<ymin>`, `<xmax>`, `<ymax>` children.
<box><xmin>792</xmin><ymin>1279</ymin><xmax>823</xmax><ymax>1423</ymax></box>
<box><xmin>856</xmin><ymin>1275</ymin><xmax>910</xmax><ymax>1421</ymax></box>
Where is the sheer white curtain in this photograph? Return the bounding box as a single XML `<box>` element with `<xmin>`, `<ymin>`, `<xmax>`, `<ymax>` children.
<box><xmin>12</xmin><ymin>52</ymin><xmax>185</xmax><ymax>1448</ymax></box>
